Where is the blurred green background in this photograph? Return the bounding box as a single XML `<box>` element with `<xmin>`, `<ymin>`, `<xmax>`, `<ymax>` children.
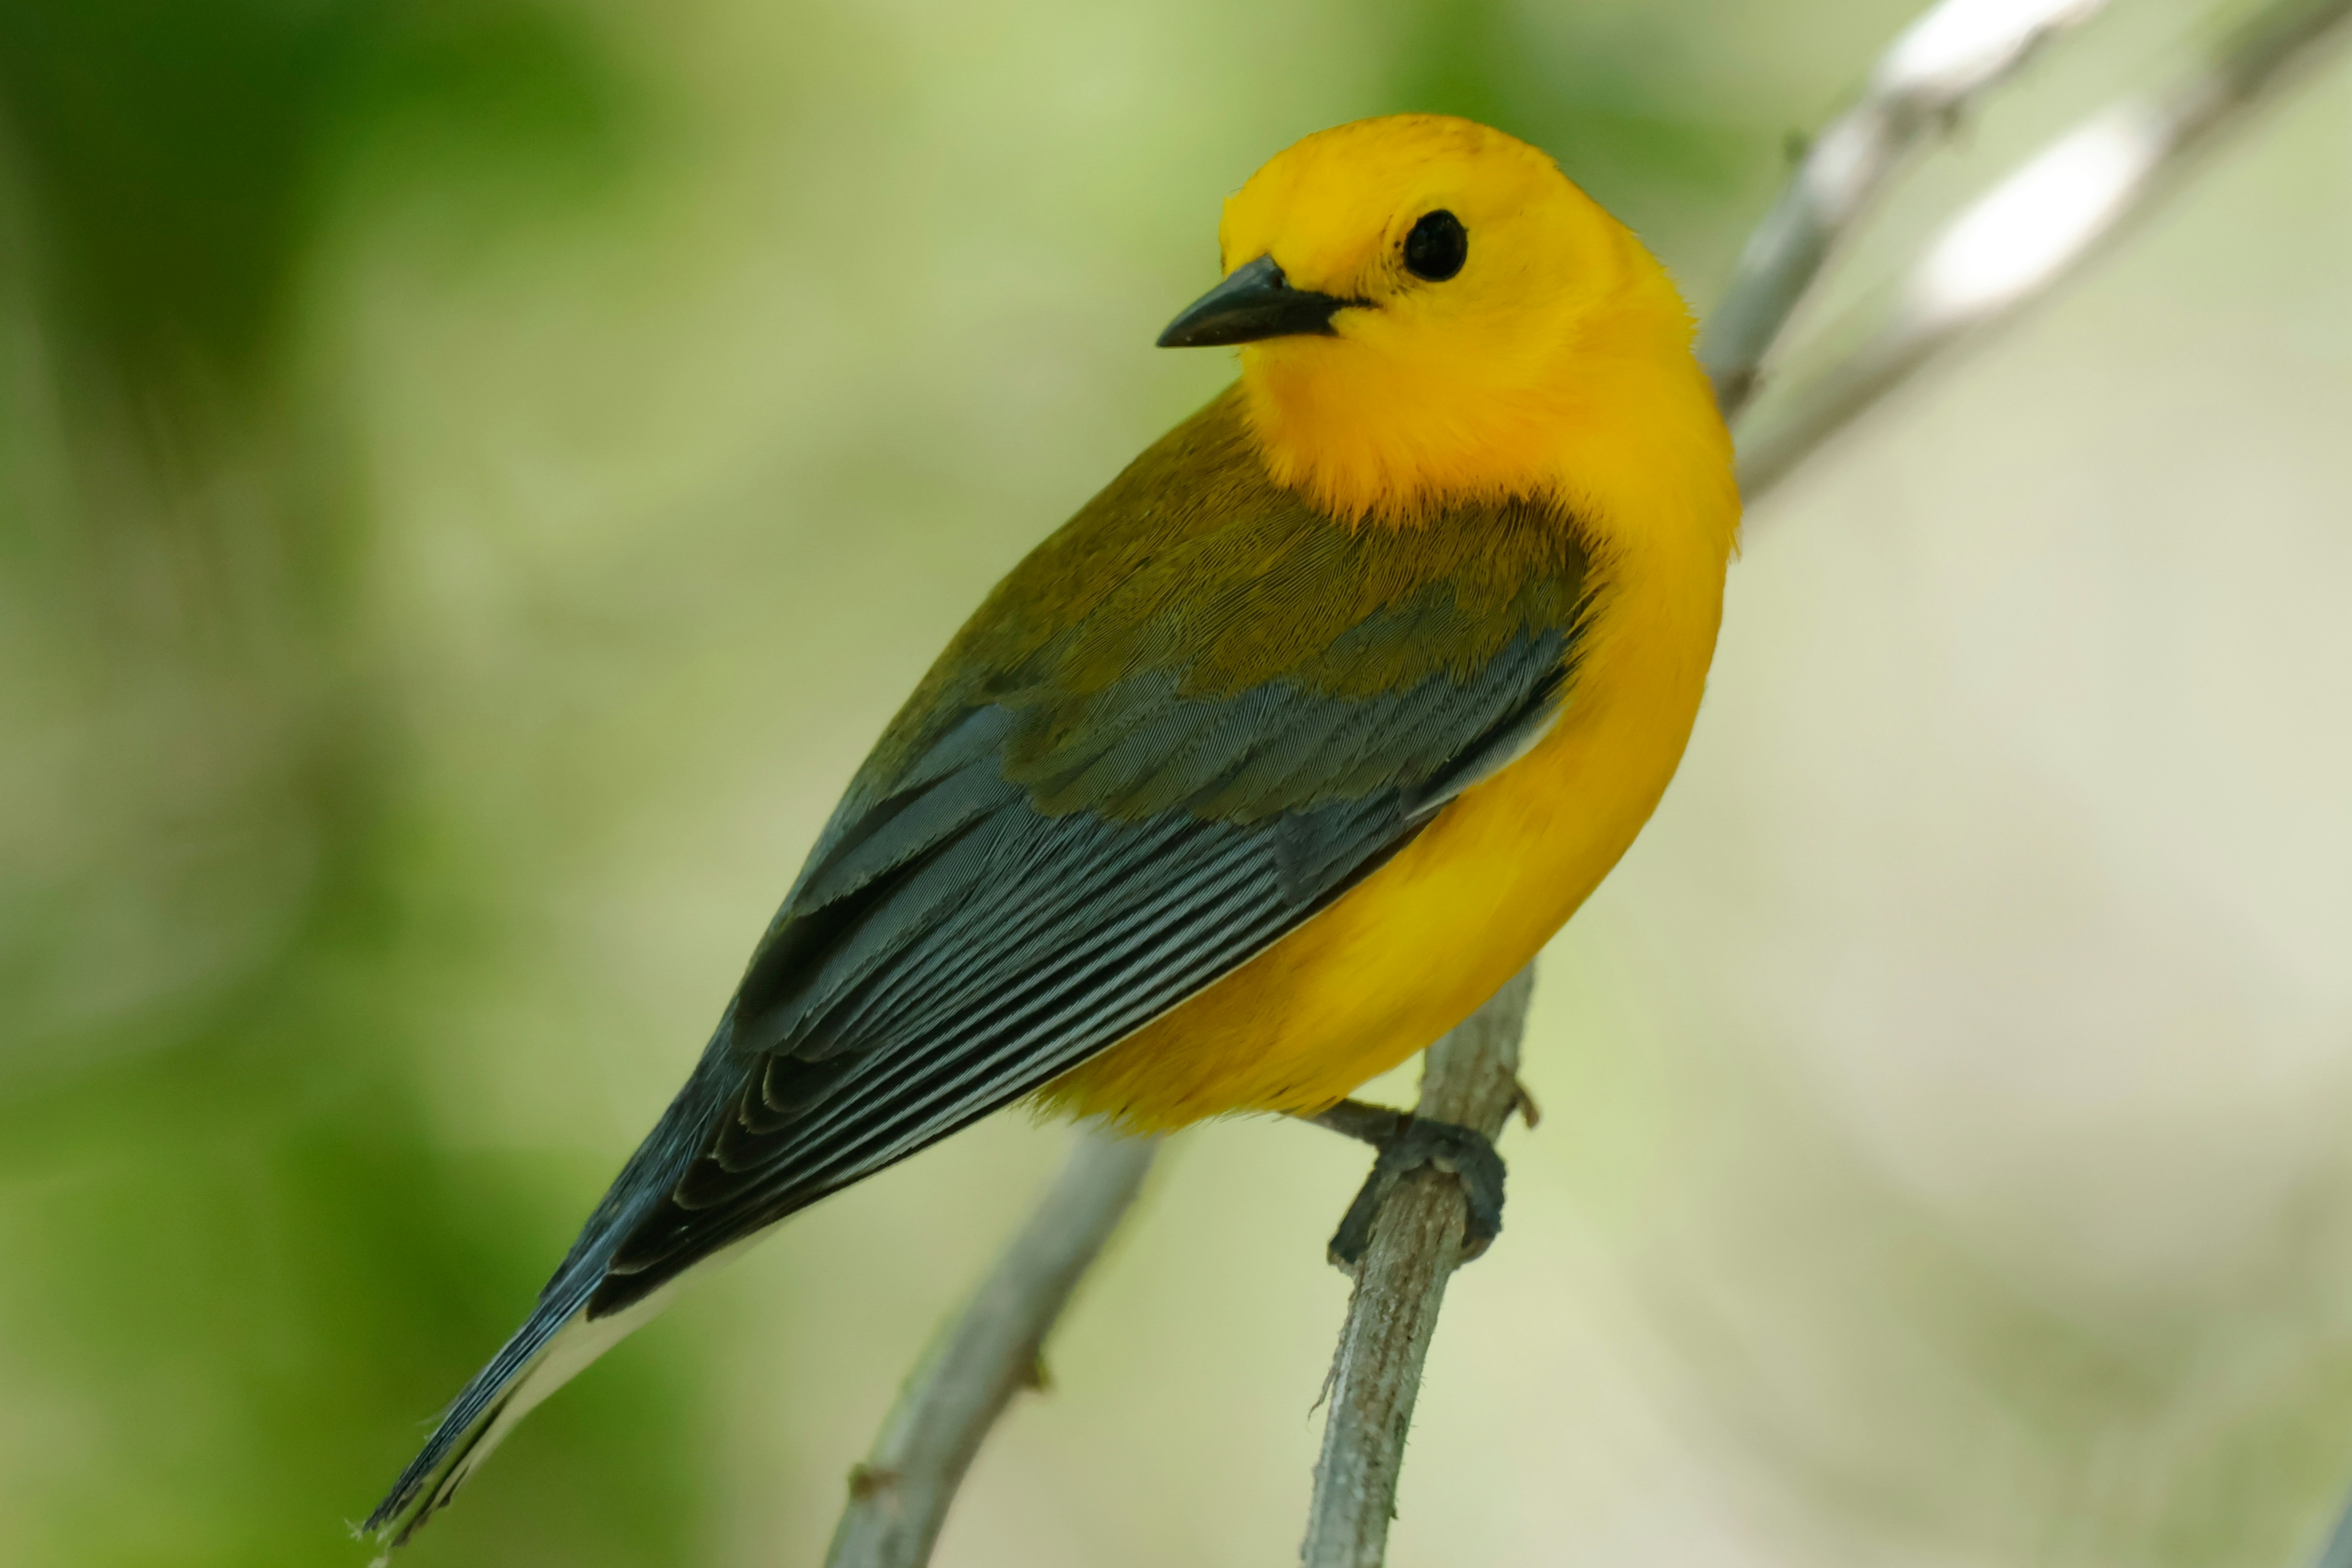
<box><xmin>3</xmin><ymin>1</ymin><xmax>2350</xmax><ymax>1564</ymax></box>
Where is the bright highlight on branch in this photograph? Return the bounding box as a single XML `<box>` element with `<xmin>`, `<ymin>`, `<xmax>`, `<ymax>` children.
<box><xmin>1916</xmin><ymin>107</ymin><xmax>2162</xmax><ymax>317</ymax></box>
<box><xmin>1877</xmin><ymin>0</ymin><xmax>2107</xmax><ymax>96</ymax></box>
<box><xmin>1698</xmin><ymin>0</ymin><xmax>2118</xmax><ymax>413</ymax></box>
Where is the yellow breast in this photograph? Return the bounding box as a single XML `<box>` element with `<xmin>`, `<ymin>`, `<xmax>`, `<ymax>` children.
<box><xmin>1040</xmin><ymin>224</ymin><xmax>1739</xmax><ymax>1130</ymax></box>
<box><xmin>1040</xmin><ymin>473</ymin><xmax>1729</xmax><ymax>1129</ymax></box>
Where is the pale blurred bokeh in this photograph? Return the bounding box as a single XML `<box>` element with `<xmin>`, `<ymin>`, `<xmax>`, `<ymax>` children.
<box><xmin>3</xmin><ymin>2</ymin><xmax>2349</xmax><ymax>1565</ymax></box>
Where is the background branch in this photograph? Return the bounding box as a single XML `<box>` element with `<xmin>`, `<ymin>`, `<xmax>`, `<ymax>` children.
<box><xmin>1700</xmin><ymin>0</ymin><xmax>2114</xmax><ymax>417</ymax></box>
<box><xmin>822</xmin><ymin>2</ymin><xmax>2352</xmax><ymax>1562</ymax></box>
<box><xmin>821</xmin><ymin>1127</ymin><xmax>1157</xmax><ymax>1568</ymax></box>
<box><xmin>1737</xmin><ymin>0</ymin><xmax>2352</xmax><ymax>499</ymax></box>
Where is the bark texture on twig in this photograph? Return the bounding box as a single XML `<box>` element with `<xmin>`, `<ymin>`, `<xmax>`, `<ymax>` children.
<box><xmin>1297</xmin><ymin>969</ymin><xmax>1535</xmax><ymax>1568</ymax></box>
<box><xmin>1739</xmin><ymin>0</ymin><xmax>2352</xmax><ymax>498</ymax></box>
<box><xmin>1701</xmin><ymin>0</ymin><xmax>2114</xmax><ymax>417</ymax></box>
<box><xmin>822</xmin><ymin>1127</ymin><xmax>1156</xmax><ymax>1568</ymax></box>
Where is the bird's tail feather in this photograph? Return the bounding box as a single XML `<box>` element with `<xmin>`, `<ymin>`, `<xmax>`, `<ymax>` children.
<box><xmin>365</xmin><ymin>1042</ymin><xmax>740</xmax><ymax>1553</ymax></box>
<box><xmin>363</xmin><ymin>1270</ymin><xmax>611</xmax><ymax>1555</ymax></box>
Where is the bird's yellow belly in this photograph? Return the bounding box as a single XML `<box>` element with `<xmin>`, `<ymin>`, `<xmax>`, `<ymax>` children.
<box><xmin>1040</xmin><ymin>578</ymin><xmax>1717</xmax><ymax>1130</ymax></box>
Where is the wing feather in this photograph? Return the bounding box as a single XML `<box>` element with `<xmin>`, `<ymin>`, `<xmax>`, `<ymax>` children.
<box><xmin>588</xmin><ymin>664</ymin><xmax>1552</xmax><ymax>1312</ymax></box>
<box><xmin>566</xmin><ymin>396</ymin><xmax>1593</xmax><ymax>1318</ymax></box>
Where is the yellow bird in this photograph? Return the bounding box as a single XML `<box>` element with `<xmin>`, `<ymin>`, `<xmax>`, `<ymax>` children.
<box><xmin>368</xmin><ymin>112</ymin><xmax>1737</xmax><ymax>1548</ymax></box>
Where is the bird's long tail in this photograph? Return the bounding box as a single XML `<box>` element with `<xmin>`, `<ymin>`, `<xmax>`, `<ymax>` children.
<box><xmin>364</xmin><ymin>1036</ymin><xmax>740</xmax><ymax>1554</ymax></box>
<box><xmin>360</xmin><ymin>1264</ymin><xmax>670</xmax><ymax>1556</ymax></box>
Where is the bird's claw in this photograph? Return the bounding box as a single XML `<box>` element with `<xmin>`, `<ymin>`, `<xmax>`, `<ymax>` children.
<box><xmin>1309</xmin><ymin>1101</ymin><xmax>1506</xmax><ymax>1271</ymax></box>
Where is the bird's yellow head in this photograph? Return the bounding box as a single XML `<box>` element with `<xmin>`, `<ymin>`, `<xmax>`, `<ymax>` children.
<box><xmin>1161</xmin><ymin>115</ymin><xmax>1720</xmax><ymax>527</ymax></box>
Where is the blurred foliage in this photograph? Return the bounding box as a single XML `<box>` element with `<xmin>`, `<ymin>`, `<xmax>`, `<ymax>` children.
<box><xmin>2</xmin><ymin>2</ymin><xmax>2349</xmax><ymax>1566</ymax></box>
<box><xmin>0</xmin><ymin>3</ymin><xmax>688</xmax><ymax>1566</ymax></box>
<box><xmin>0</xmin><ymin>0</ymin><xmax>627</xmax><ymax>381</ymax></box>
<box><xmin>1379</xmin><ymin>0</ymin><xmax>1759</xmax><ymax>259</ymax></box>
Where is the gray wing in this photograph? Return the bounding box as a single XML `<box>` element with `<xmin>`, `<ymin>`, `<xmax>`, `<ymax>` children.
<box><xmin>581</xmin><ymin>623</ymin><xmax>1575</xmax><ymax>1316</ymax></box>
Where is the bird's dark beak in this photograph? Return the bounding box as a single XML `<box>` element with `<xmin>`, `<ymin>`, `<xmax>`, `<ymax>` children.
<box><xmin>1156</xmin><ymin>254</ymin><xmax>1359</xmax><ymax>348</ymax></box>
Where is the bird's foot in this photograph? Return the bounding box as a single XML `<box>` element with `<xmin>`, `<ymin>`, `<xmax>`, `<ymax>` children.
<box><xmin>1304</xmin><ymin>1099</ymin><xmax>1507</xmax><ymax>1271</ymax></box>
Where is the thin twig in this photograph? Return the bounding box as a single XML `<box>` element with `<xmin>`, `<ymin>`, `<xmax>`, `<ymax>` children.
<box><xmin>1298</xmin><ymin>969</ymin><xmax>1535</xmax><ymax>1568</ymax></box>
<box><xmin>1738</xmin><ymin>0</ymin><xmax>2352</xmax><ymax>499</ymax></box>
<box><xmin>821</xmin><ymin>1126</ymin><xmax>1157</xmax><ymax>1568</ymax></box>
<box><xmin>1701</xmin><ymin>0</ymin><xmax>2115</xmax><ymax>417</ymax></box>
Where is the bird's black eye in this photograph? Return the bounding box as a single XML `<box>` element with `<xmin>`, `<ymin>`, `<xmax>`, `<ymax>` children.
<box><xmin>1403</xmin><ymin>210</ymin><xmax>1467</xmax><ymax>282</ymax></box>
